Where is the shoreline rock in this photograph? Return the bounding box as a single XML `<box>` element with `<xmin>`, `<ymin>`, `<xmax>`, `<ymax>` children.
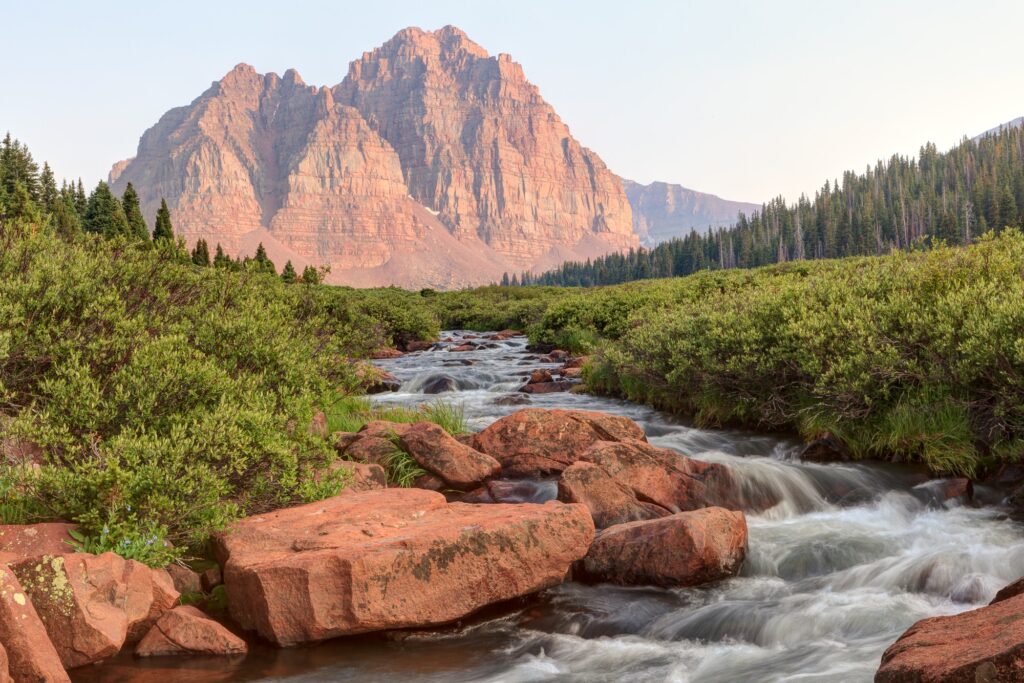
<box><xmin>135</xmin><ymin>606</ymin><xmax>247</xmax><ymax>658</ymax></box>
<box><xmin>212</xmin><ymin>488</ymin><xmax>594</xmax><ymax>646</ymax></box>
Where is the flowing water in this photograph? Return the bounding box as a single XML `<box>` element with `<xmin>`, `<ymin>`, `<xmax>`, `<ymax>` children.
<box><xmin>76</xmin><ymin>332</ymin><xmax>1024</xmax><ymax>683</ymax></box>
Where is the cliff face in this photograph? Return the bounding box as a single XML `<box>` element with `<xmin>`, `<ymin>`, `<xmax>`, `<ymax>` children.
<box><xmin>110</xmin><ymin>26</ymin><xmax>638</xmax><ymax>288</ymax></box>
<box><xmin>335</xmin><ymin>26</ymin><xmax>635</xmax><ymax>264</ymax></box>
<box><xmin>623</xmin><ymin>179</ymin><xmax>761</xmax><ymax>247</ymax></box>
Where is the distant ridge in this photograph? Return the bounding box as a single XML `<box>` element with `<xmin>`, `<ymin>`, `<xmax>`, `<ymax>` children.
<box><xmin>622</xmin><ymin>179</ymin><xmax>760</xmax><ymax>246</ymax></box>
<box><xmin>974</xmin><ymin>116</ymin><xmax>1024</xmax><ymax>141</ymax></box>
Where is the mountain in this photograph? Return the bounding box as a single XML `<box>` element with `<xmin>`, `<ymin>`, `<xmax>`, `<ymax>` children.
<box><xmin>975</xmin><ymin>116</ymin><xmax>1024</xmax><ymax>141</ymax></box>
<box><xmin>109</xmin><ymin>26</ymin><xmax>637</xmax><ymax>289</ymax></box>
<box><xmin>622</xmin><ymin>179</ymin><xmax>760</xmax><ymax>246</ymax></box>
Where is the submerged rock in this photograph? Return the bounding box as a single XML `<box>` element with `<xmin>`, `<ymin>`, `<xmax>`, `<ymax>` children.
<box><xmin>212</xmin><ymin>489</ymin><xmax>594</xmax><ymax>646</ymax></box>
<box><xmin>519</xmin><ymin>380</ymin><xmax>577</xmax><ymax>394</ymax></box>
<box><xmin>421</xmin><ymin>373</ymin><xmax>460</xmax><ymax>394</ymax></box>
<box><xmin>0</xmin><ymin>565</ymin><xmax>69</xmax><ymax>682</ymax></box>
<box><xmin>135</xmin><ymin>606</ymin><xmax>247</xmax><ymax>658</ymax></box>
<box><xmin>581</xmin><ymin>507</ymin><xmax>748</xmax><ymax>587</ymax></box>
<box><xmin>876</xmin><ymin>591</ymin><xmax>1024</xmax><ymax>682</ymax></box>
<box><xmin>492</xmin><ymin>394</ymin><xmax>531</xmax><ymax>406</ymax></box>
<box><xmin>473</xmin><ymin>409</ymin><xmax>647</xmax><ymax>476</ymax></box>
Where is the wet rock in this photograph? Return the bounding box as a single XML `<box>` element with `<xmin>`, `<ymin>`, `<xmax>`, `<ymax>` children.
<box><xmin>473</xmin><ymin>409</ymin><xmax>647</xmax><ymax>476</ymax></box>
<box><xmin>520</xmin><ymin>380</ymin><xmax>577</xmax><ymax>394</ymax></box>
<box><xmin>165</xmin><ymin>564</ymin><xmax>202</xmax><ymax>595</ymax></box>
<box><xmin>370</xmin><ymin>348</ymin><xmax>404</xmax><ymax>359</ymax></box>
<box><xmin>581</xmin><ymin>440</ymin><xmax>740</xmax><ymax>512</ymax></box>
<box><xmin>212</xmin><ymin>489</ymin><xmax>594</xmax><ymax>646</ymax></box>
<box><xmin>490</xmin><ymin>329</ymin><xmax>522</xmax><ymax>341</ymax></box>
<box><xmin>449</xmin><ymin>343</ymin><xmax>476</xmax><ymax>352</ymax></box>
<box><xmin>492</xmin><ymin>393</ymin><xmax>531</xmax><ymax>406</ymax></box>
<box><xmin>402</xmin><ymin>341</ymin><xmax>436</xmax><ymax>353</ymax></box>
<box><xmin>365</xmin><ymin>370</ymin><xmax>402</xmax><ymax>394</ymax></box>
<box><xmin>913</xmin><ymin>477</ymin><xmax>974</xmax><ymax>506</ymax></box>
<box><xmin>11</xmin><ymin>552</ymin><xmax>178</xmax><ymax>668</ymax></box>
<box><xmin>0</xmin><ymin>565</ymin><xmax>70</xmax><ymax>682</ymax></box>
<box><xmin>527</xmin><ymin>369</ymin><xmax>553</xmax><ymax>384</ymax></box>
<box><xmin>991</xmin><ymin>577</ymin><xmax>1024</xmax><ymax>605</ymax></box>
<box><xmin>549</xmin><ymin>350</ymin><xmax>570</xmax><ymax>361</ymax></box>
<box><xmin>135</xmin><ymin>606</ymin><xmax>247</xmax><ymax>658</ymax></box>
<box><xmin>559</xmin><ymin>367</ymin><xmax>583</xmax><ymax>379</ymax></box>
<box><xmin>399</xmin><ymin>422</ymin><xmax>501</xmax><ymax>489</ymax></box>
<box><xmin>876</xmin><ymin>591</ymin><xmax>1024</xmax><ymax>682</ymax></box>
<box><xmin>581</xmin><ymin>507</ymin><xmax>748</xmax><ymax>587</ymax></box>
<box><xmin>562</xmin><ymin>356</ymin><xmax>589</xmax><ymax>369</ymax></box>
<box><xmin>421</xmin><ymin>374</ymin><xmax>460</xmax><ymax>394</ymax></box>
<box><xmin>0</xmin><ymin>523</ymin><xmax>78</xmax><ymax>564</ymax></box>
<box><xmin>558</xmin><ymin>462</ymin><xmax>666</xmax><ymax>528</ymax></box>
<box><xmin>799</xmin><ymin>433</ymin><xmax>851</xmax><ymax>462</ymax></box>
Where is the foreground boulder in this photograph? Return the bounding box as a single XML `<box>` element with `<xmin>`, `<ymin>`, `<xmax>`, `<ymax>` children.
<box><xmin>213</xmin><ymin>488</ymin><xmax>594</xmax><ymax>646</ymax></box>
<box><xmin>581</xmin><ymin>440</ymin><xmax>740</xmax><ymax>512</ymax></box>
<box><xmin>876</xmin><ymin>591</ymin><xmax>1024</xmax><ymax>682</ymax></box>
<box><xmin>991</xmin><ymin>577</ymin><xmax>1024</xmax><ymax>604</ymax></box>
<box><xmin>136</xmin><ymin>606</ymin><xmax>247</xmax><ymax>658</ymax></box>
<box><xmin>398</xmin><ymin>422</ymin><xmax>501</xmax><ymax>489</ymax></box>
<box><xmin>558</xmin><ymin>462</ymin><xmax>664</xmax><ymax>528</ymax></box>
<box><xmin>0</xmin><ymin>523</ymin><xmax>78</xmax><ymax>564</ymax></box>
<box><xmin>11</xmin><ymin>552</ymin><xmax>178</xmax><ymax>668</ymax></box>
<box><xmin>582</xmin><ymin>507</ymin><xmax>747</xmax><ymax>587</ymax></box>
<box><xmin>0</xmin><ymin>564</ymin><xmax>70</xmax><ymax>682</ymax></box>
<box><xmin>473</xmin><ymin>409</ymin><xmax>647</xmax><ymax>475</ymax></box>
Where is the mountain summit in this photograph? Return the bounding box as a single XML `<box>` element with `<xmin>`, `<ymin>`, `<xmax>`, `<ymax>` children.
<box><xmin>109</xmin><ymin>26</ymin><xmax>638</xmax><ymax>288</ymax></box>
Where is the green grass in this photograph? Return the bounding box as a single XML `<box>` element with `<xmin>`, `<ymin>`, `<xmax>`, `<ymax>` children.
<box><xmin>325</xmin><ymin>396</ymin><xmax>468</xmax><ymax>435</ymax></box>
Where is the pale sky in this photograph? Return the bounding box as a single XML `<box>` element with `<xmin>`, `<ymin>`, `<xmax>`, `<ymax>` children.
<box><xmin>3</xmin><ymin>0</ymin><xmax>1022</xmax><ymax>205</ymax></box>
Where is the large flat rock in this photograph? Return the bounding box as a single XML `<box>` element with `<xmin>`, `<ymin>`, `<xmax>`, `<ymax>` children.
<box><xmin>213</xmin><ymin>488</ymin><xmax>595</xmax><ymax>646</ymax></box>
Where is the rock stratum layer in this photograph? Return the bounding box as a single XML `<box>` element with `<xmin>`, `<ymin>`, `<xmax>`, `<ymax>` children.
<box><xmin>110</xmin><ymin>26</ymin><xmax>639</xmax><ymax>289</ymax></box>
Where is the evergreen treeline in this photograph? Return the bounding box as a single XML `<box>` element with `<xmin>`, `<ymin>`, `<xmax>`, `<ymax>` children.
<box><xmin>0</xmin><ymin>133</ymin><xmax>322</xmax><ymax>285</ymax></box>
<box><xmin>521</xmin><ymin>125</ymin><xmax>1024</xmax><ymax>286</ymax></box>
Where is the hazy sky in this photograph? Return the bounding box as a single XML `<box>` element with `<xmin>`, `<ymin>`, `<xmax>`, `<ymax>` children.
<box><xmin>4</xmin><ymin>0</ymin><xmax>1022</xmax><ymax>204</ymax></box>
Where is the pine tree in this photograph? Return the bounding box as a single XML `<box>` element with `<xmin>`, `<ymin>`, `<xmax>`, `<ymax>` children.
<box><xmin>152</xmin><ymin>198</ymin><xmax>174</xmax><ymax>241</ymax></box>
<box><xmin>121</xmin><ymin>183</ymin><xmax>149</xmax><ymax>241</ymax></box>
<box><xmin>191</xmin><ymin>238</ymin><xmax>211</xmax><ymax>266</ymax></box>
<box><xmin>52</xmin><ymin>194</ymin><xmax>81</xmax><ymax>239</ymax></box>
<box><xmin>213</xmin><ymin>243</ymin><xmax>231</xmax><ymax>268</ymax></box>
<box><xmin>39</xmin><ymin>162</ymin><xmax>57</xmax><ymax>214</ymax></box>
<box><xmin>281</xmin><ymin>260</ymin><xmax>297</xmax><ymax>283</ymax></box>
<box><xmin>253</xmin><ymin>242</ymin><xmax>276</xmax><ymax>274</ymax></box>
<box><xmin>74</xmin><ymin>179</ymin><xmax>87</xmax><ymax>216</ymax></box>
<box><xmin>0</xmin><ymin>133</ymin><xmax>41</xmax><ymax>201</ymax></box>
<box><xmin>83</xmin><ymin>181</ymin><xmax>130</xmax><ymax>237</ymax></box>
<box><xmin>301</xmin><ymin>265</ymin><xmax>321</xmax><ymax>284</ymax></box>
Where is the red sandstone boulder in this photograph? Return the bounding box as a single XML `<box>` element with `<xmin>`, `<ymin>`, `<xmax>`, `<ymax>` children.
<box><xmin>404</xmin><ymin>341</ymin><xmax>435</xmax><ymax>352</ymax></box>
<box><xmin>473</xmin><ymin>409</ymin><xmax>647</xmax><ymax>476</ymax></box>
<box><xmin>334</xmin><ymin>431</ymin><xmax>361</xmax><ymax>453</ymax></box>
<box><xmin>0</xmin><ymin>565</ymin><xmax>70</xmax><ymax>682</ymax></box>
<box><xmin>165</xmin><ymin>564</ymin><xmax>202</xmax><ymax>595</ymax></box>
<box><xmin>399</xmin><ymin>423</ymin><xmax>501</xmax><ymax>489</ymax></box>
<box><xmin>558</xmin><ymin>462</ymin><xmax>666</xmax><ymax>528</ymax></box>
<box><xmin>449</xmin><ymin>343</ymin><xmax>475</xmax><ymax>352</ymax></box>
<box><xmin>527</xmin><ymin>369</ymin><xmax>553</xmax><ymax>384</ymax></box>
<box><xmin>357</xmin><ymin>420</ymin><xmax>413</xmax><ymax>440</ymax></box>
<box><xmin>0</xmin><ymin>523</ymin><xmax>78</xmax><ymax>564</ymax></box>
<box><xmin>212</xmin><ymin>488</ymin><xmax>594</xmax><ymax>646</ymax></box>
<box><xmin>11</xmin><ymin>552</ymin><xmax>179</xmax><ymax>668</ymax></box>
<box><xmin>135</xmin><ymin>606</ymin><xmax>247</xmax><ymax>658</ymax></box>
<box><xmin>876</xmin><ymin>592</ymin><xmax>1024</xmax><ymax>682</ymax></box>
<box><xmin>200</xmin><ymin>566</ymin><xmax>223</xmax><ymax>593</ymax></box>
<box><xmin>323</xmin><ymin>460</ymin><xmax>388</xmax><ymax>492</ymax></box>
<box><xmin>0</xmin><ymin>643</ymin><xmax>9</xmax><ymax>683</ymax></box>
<box><xmin>992</xmin><ymin>577</ymin><xmax>1024</xmax><ymax>605</ymax></box>
<box><xmin>344</xmin><ymin>435</ymin><xmax>399</xmax><ymax>466</ymax></box>
<box><xmin>582</xmin><ymin>440</ymin><xmax>740</xmax><ymax>512</ymax></box>
<box><xmin>560</xmin><ymin>367</ymin><xmax>583</xmax><ymax>379</ymax></box>
<box><xmin>520</xmin><ymin>380</ymin><xmax>577</xmax><ymax>394</ymax></box>
<box><xmin>370</xmin><ymin>348</ymin><xmax>405</xmax><ymax>359</ymax></box>
<box><xmin>563</xmin><ymin>356</ymin><xmax>589</xmax><ymax>369</ymax></box>
<box><xmin>582</xmin><ymin>507</ymin><xmax>748</xmax><ymax>587</ymax></box>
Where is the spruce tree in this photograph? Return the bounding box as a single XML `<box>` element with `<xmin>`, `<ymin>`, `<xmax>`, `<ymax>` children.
<box><xmin>0</xmin><ymin>133</ymin><xmax>40</xmax><ymax>201</ymax></box>
<box><xmin>152</xmin><ymin>198</ymin><xmax>174</xmax><ymax>241</ymax></box>
<box><xmin>191</xmin><ymin>238</ymin><xmax>211</xmax><ymax>266</ymax></box>
<box><xmin>213</xmin><ymin>243</ymin><xmax>231</xmax><ymax>268</ymax></box>
<box><xmin>253</xmin><ymin>242</ymin><xmax>276</xmax><ymax>274</ymax></box>
<box><xmin>281</xmin><ymin>260</ymin><xmax>297</xmax><ymax>283</ymax></box>
<box><xmin>83</xmin><ymin>181</ymin><xmax>130</xmax><ymax>237</ymax></box>
<box><xmin>121</xmin><ymin>182</ymin><xmax>149</xmax><ymax>241</ymax></box>
<box><xmin>39</xmin><ymin>162</ymin><xmax>57</xmax><ymax>214</ymax></box>
<box><xmin>74</xmin><ymin>179</ymin><xmax>87</xmax><ymax>216</ymax></box>
<box><xmin>301</xmin><ymin>265</ymin><xmax>321</xmax><ymax>284</ymax></box>
<box><xmin>53</xmin><ymin>195</ymin><xmax>81</xmax><ymax>239</ymax></box>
